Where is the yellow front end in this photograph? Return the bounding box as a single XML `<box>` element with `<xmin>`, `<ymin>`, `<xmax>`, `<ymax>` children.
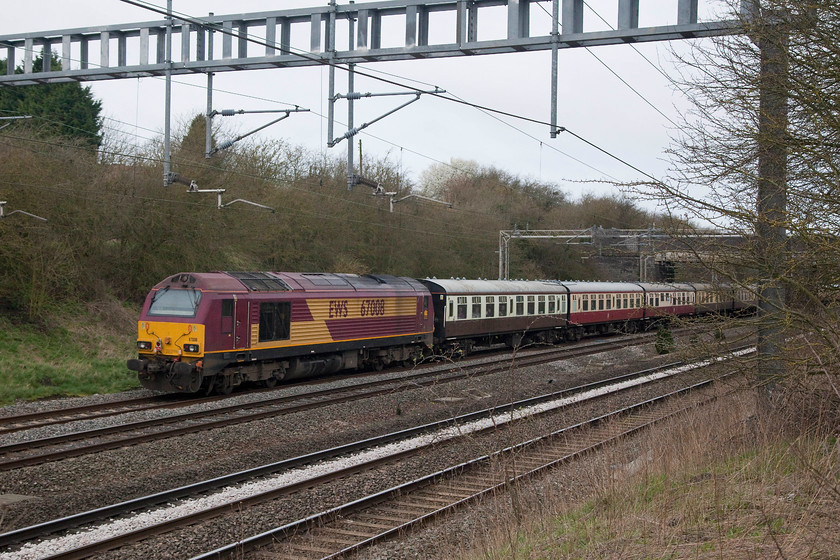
<box><xmin>136</xmin><ymin>320</ymin><xmax>206</xmax><ymax>360</ymax></box>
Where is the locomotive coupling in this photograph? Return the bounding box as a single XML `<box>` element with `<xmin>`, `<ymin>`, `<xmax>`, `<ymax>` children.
<box><xmin>126</xmin><ymin>358</ymin><xmax>148</xmax><ymax>372</ymax></box>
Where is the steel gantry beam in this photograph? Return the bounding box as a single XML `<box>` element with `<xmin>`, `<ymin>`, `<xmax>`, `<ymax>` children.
<box><xmin>498</xmin><ymin>227</ymin><xmax>747</xmax><ymax>280</ymax></box>
<box><xmin>0</xmin><ymin>1</ymin><xmax>736</xmax><ymax>186</ymax></box>
<box><xmin>0</xmin><ymin>1</ymin><xmax>736</xmax><ymax>87</ymax></box>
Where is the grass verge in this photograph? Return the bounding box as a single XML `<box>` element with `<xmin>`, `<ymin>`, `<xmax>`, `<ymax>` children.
<box><xmin>0</xmin><ymin>301</ymin><xmax>140</xmax><ymax>405</ymax></box>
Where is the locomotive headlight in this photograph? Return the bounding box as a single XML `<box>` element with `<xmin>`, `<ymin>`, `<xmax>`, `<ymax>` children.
<box><xmin>184</xmin><ymin>344</ymin><xmax>200</xmax><ymax>353</ymax></box>
<box><xmin>137</xmin><ymin>341</ymin><xmax>152</xmax><ymax>350</ymax></box>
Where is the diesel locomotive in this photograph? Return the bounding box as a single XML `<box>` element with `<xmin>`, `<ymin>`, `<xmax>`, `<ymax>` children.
<box><xmin>127</xmin><ymin>271</ymin><xmax>755</xmax><ymax>394</ymax></box>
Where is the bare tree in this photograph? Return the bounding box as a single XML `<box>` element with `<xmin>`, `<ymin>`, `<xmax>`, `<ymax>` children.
<box><xmin>646</xmin><ymin>0</ymin><xmax>840</xmax><ymax>409</ymax></box>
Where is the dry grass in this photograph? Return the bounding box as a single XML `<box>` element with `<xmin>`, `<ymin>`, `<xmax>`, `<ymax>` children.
<box><xmin>452</xmin><ymin>376</ymin><xmax>840</xmax><ymax>560</ymax></box>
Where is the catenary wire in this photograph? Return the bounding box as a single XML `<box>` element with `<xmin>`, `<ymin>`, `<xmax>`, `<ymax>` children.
<box><xmin>115</xmin><ymin>0</ymin><xmax>666</xmax><ymax>184</ymax></box>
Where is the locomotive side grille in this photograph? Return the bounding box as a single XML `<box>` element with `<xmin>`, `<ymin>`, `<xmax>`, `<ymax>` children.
<box><xmin>225</xmin><ymin>271</ymin><xmax>292</xmax><ymax>292</ymax></box>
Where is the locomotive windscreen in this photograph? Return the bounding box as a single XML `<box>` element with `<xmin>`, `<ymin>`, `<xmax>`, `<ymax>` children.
<box><xmin>148</xmin><ymin>288</ymin><xmax>202</xmax><ymax>317</ymax></box>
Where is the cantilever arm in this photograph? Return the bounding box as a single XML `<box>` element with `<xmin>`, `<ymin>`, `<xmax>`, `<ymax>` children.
<box><xmin>221</xmin><ymin>199</ymin><xmax>275</xmax><ymax>212</ymax></box>
<box><xmin>3</xmin><ymin>210</ymin><xmax>48</xmax><ymax>222</ymax></box>
<box><xmin>0</xmin><ymin>201</ymin><xmax>47</xmax><ymax>221</ymax></box>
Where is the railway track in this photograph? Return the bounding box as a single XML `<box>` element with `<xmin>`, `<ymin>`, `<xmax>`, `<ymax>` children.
<box><xmin>0</xmin><ymin>333</ymin><xmax>659</xmax><ymax>472</ymax></box>
<box><xmin>201</xmin><ymin>371</ymin><xmax>747</xmax><ymax>560</ymax></box>
<box><xmin>0</xmin><ymin>347</ymin><xmax>752</xmax><ymax>559</ymax></box>
<box><xmin>0</xmin><ymin>329</ymin><xmax>677</xmax><ymax>436</ymax></box>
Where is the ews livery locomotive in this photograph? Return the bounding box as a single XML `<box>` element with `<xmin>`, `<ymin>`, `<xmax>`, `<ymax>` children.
<box><xmin>128</xmin><ymin>272</ymin><xmax>432</xmax><ymax>394</ymax></box>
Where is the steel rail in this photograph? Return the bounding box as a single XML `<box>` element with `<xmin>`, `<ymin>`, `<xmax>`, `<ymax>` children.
<box><xmin>0</xmin><ymin>324</ymin><xmax>684</xmax><ymax>438</ymax></box>
<box><xmin>0</xmin><ymin>357</ymin><xmax>692</xmax><ymax>551</ymax></box>
<box><xmin>196</xmin><ymin>373</ymin><xmax>742</xmax><ymax>560</ymax></box>
<box><xmin>0</xmin><ymin>327</ymin><xmax>667</xmax><ymax>435</ymax></box>
<box><xmin>0</xmin><ymin>334</ymin><xmax>662</xmax><ymax>471</ymax></box>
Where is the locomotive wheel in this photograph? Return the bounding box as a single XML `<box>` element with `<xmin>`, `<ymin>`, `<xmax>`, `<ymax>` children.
<box><xmin>214</xmin><ymin>375</ymin><xmax>234</xmax><ymax>395</ymax></box>
<box><xmin>260</xmin><ymin>376</ymin><xmax>278</xmax><ymax>389</ymax></box>
<box><xmin>185</xmin><ymin>369</ymin><xmax>202</xmax><ymax>393</ymax></box>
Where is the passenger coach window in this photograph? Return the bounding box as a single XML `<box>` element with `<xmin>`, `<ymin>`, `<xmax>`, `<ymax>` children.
<box><xmin>527</xmin><ymin>296</ymin><xmax>535</xmax><ymax>315</ymax></box>
<box><xmin>472</xmin><ymin>297</ymin><xmax>482</xmax><ymax>319</ymax></box>
<box><xmin>448</xmin><ymin>300</ymin><xmax>454</xmax><ymax>319</ymax></box>
<box><xmin>486</xmin><ymin>296</ymin><xmax>495</xmax><ymax>318</ymax></box>
<box><xmin>516</xmin><ymin>296</ymin><xmax>525</xmax><ymax>315</ymax></box>
<box><xmin>538</xmin><ymin>296</ymin><xmax>546</xmax><ymax>315</ymax></box>
<box><xmin>457</xmin><ymin>297</ymin><xmax>468</xmax><ymax>320</ymax></box>
<box><xmin>582</xmin><ymin>298</ymin><xmax>589</xmax><ymax>311</ymax></box>
<box><xmin>259</xmin><ymin>302</ymin><xmax>290</xmax><ymax>342</ymax></box>
<box><xmin>499</xmin><ymin>297</ymin><xmax>508</xmax><ymax>317</ymax></box>
<box><xmin>548</xmin><ymin>296</ymin><xmax>556</xmax><ymax>314</ymax></box>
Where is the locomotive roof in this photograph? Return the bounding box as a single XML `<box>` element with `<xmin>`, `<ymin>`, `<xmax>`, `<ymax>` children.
<box><xmin>277</xmin><ymin>272</ymin><xmax>426</xmax><ymax>292</ymax></box>
<box><xmin>154</xmin><ymin>272</ymin><xmax>248</xmax><ymax>292</ymax></box>
<box><xmin>154</xmin><ymin>272</ymin><xmax>425</xmax><ymax>293</ymax></box>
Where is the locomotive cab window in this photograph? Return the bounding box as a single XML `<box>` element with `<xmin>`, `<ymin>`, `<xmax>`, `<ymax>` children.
<box><xmin>148</xmin><ymin>288</ymin><xmax>202</xmax><ymax>317</ymax></box>
<box><xmin>221</xmin><ymin>299</ymin><xmax>234</xmax><ymax>334</ymax></box>
<box><xmin>259</xmin><ymin>302</ymin><xmax>290</xmax><ymax>342</ymax></box>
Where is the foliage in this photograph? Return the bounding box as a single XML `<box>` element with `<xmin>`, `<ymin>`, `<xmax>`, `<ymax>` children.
<box><xmin>654</xmin><ymin>324</ymin><xmax>675</xmax><ymax>354</ymax></box>
<box><xmin>0</xmin><ymin>52</ymin><xmax>103</xmax><ymax>149</ymax></box>
<box><xmin>0</xmin><ymin>111</ymin><xmax>667</xmax><ymax>323</ymax></box>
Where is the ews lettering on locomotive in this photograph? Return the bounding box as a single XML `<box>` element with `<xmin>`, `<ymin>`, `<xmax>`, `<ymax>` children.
<box><xmin>360</xmin><ymin>298</ymin><xmax>386</xmax><ymax>316</ymax></box>
<box><xmin>329</xmin><ymin>300</ymin><xmax>349</xmax><ymax>318</ymax></box>
<box><xmin>328</xmin><ymin>298</ymin><xmax>387</xmax><ymax>318</ymax></box>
